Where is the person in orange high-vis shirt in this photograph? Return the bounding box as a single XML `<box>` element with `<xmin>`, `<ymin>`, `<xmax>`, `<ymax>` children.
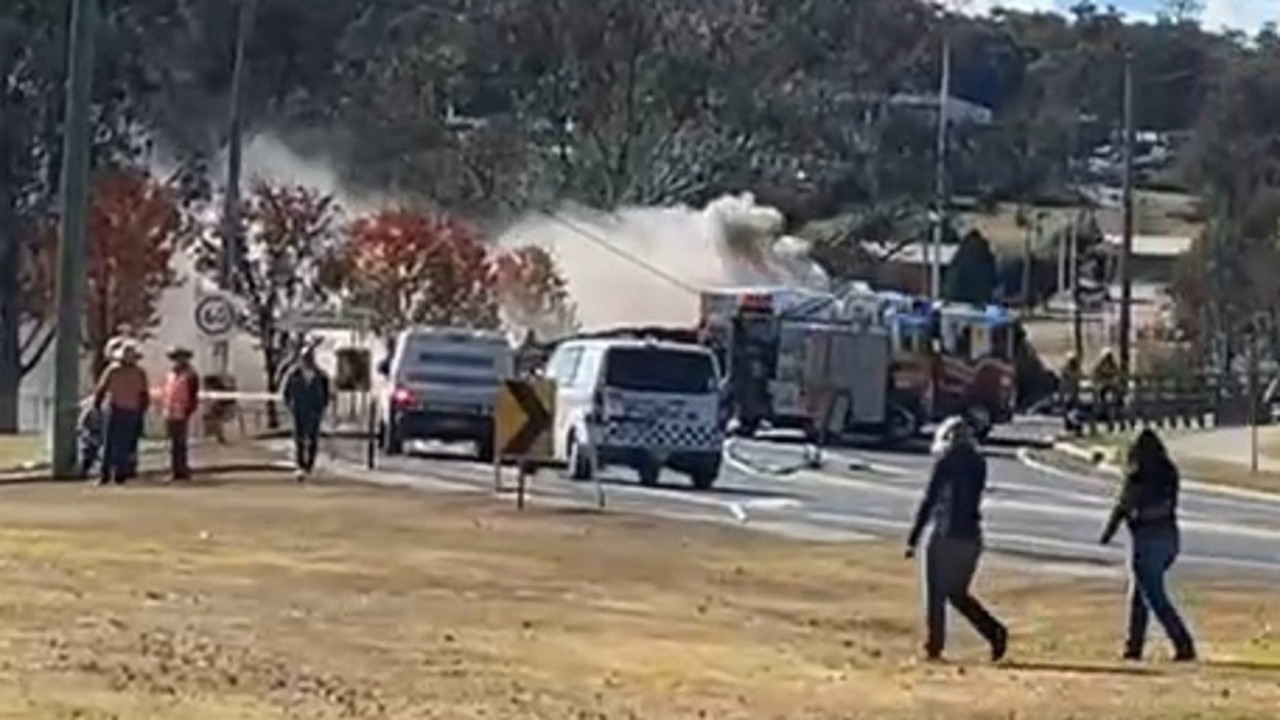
<box><xmin>92</xmin><ymin>340</ymin><xmax>150</xmax><ymax>485</ymax></box>
<box><xmin>162</xmin><ymin>346</ymin><xmax>201</xmax><ymax>481</ymax></box>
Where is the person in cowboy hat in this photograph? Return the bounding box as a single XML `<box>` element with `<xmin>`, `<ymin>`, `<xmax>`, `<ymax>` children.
<box><xmin>907</xmin><ymin>415</ymin><xmax>1008</xmax><ymax>663</ymax></box>
<box><xmin>92</xmin><ymin>338</ymin><xmax>150</xmax><ymax>484</ymax></box>
<box><xmin>161</xmin><ymin>345</ymin><xmax>201</xmax><ymax>481</ymax></box>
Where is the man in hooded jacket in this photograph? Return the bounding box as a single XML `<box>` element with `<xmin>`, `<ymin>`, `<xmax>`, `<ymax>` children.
<box><xmin>907</xmin><ymin>416</ymin><xmax>1008</xmax><ymax>662</ymax></box>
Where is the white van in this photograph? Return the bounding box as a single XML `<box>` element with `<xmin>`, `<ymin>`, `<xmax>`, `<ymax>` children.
<box><xmin>543</xmin><ymin>337</ymin><xmax>724</xmax><ymax>488</ymax></box>
<box><xmin>376</xmin><ymin>326</ymin><xmax>514</xmax><ymax>460</ymax></box>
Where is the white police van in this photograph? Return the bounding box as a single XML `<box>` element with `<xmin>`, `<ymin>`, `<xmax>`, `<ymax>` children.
<box><xmin>543</xmin><ymin>337</ymin><xmax>724</xmax><ymax>488</ymax></box>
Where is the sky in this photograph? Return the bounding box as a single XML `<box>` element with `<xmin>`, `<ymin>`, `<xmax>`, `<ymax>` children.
<box><xmin>967</xmin><ymin>0</ymin><xmax>1279</xmax><ymax>33</ymax></box>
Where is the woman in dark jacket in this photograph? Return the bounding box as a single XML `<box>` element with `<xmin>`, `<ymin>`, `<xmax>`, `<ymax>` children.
<box><xmin>1100</xmin><ymin>429</ymin><xmax>1197</xmax><ymax>661</ymax></box>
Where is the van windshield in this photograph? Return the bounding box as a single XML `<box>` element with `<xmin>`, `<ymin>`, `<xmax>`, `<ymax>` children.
<box><xmin>604</xmin><ymin>347</ymin><xmax>716</xmax><ymax>394</ymax></box>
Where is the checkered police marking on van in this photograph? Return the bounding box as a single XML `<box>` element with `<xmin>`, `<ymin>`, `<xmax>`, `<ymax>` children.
<box><xmin>601</xmin><ymin>420</ymin><xmax>724</xmax><ymax>450</ymax></box>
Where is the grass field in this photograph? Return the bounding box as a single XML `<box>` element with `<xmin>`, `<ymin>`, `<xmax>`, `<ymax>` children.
<box><xmin>0</xmin><ymin>469</ymin><xmax>1278</xmax><ymax>719</ymax></box>
<box><xmin>0</xmin><ymin>433</ymin><xmax>44</xmax><ymax>469</ymax></box>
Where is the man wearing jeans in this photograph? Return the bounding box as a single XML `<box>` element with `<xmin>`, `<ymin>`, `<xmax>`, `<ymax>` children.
<box><xmin>906</xmin><ymin>416</ymin><xmax>1008</xmax><ymax>662</ymax></box>
<box><xmin>92</xmin><ymin>340</ymin><xmax>150</xmax><ymax>485</ymax></box>
<box><xmin>283</xmin><ymin>349</ymin><xmax>331</xmax><ymax>481</ymax></box>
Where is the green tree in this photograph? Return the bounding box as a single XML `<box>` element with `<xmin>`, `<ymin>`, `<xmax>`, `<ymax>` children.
<box><xmin>0</xmin><ymin>0</ymin><xmax>157</xmax><ymax>430</ymax></box>
<box><xmin>943</xmin><ymin>229</ymin><xmax>998</xmax><ymax>305</ymax></box>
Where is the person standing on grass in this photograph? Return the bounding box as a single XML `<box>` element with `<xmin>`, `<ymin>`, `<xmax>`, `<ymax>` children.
<box><xmin>282</xmin><ymin>348</ymin><xmax>330</xmax><ymax>481</ymax></box>
<box><xmin>92</xmin><ymin>340</ymin><xmax>150</xmax><ymax>485</ymax></box>
<box><xmin>161</xmin><ymin>346</ymin><xmax>201</xmax><ymax>482</ymax></box>
<box><xmin>906</xmin><ymin>415</ymin><xmax>1009</xmax><ymax>663</ymax></box>
<box><xmin>1100</xmin><ymin>428</ymin><xmax>1197</xmax><ymax>662</ymax></box>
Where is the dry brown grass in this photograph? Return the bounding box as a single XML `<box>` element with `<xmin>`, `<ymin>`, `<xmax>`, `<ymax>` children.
<box><xmin>0</xmin><ymin>471</ymin><xmax>1278</xmax><ymax>719</ymax></box>
<box><xmin>0</xmin><ymin>433</ymin><xmax>44</xmax><ymax>469</ymax></box>
<box><xmin>1177</xmin><ymin>457</ymin><xmax>1280</xmax><ymax>494</ymax></box>
<box><xmin>963</xmin><ymin>191</ymin><xmax>1202</xmax><ymax>255</ymax></box>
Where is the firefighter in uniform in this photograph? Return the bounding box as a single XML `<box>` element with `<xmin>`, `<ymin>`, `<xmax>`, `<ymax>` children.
<box><xmin>1060</xmin><ymin>354</ymin><xmax>1082</xmax><ymax>431</ymax></box>
<box><xmin>1092</xmin><ymin>348</ymin><xmax>1122</xmax><ymax>423</ymax></box>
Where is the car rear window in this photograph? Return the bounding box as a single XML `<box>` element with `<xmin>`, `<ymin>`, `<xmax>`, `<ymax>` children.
<box><xmin>604</xmin><ymin>347</ymin><xmax>716</xmax><ymax>394</ymax></box>
<box><xmin>398</xmin><ymin>337</ymin><xmax>510</xmax><ymax>385</ymax></box>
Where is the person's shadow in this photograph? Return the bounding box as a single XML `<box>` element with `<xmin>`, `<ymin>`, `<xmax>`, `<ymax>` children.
<box><xmin>999</xmin><ymin>658</ymin><xmax>1280</xmax><ymax>676</ymax></box>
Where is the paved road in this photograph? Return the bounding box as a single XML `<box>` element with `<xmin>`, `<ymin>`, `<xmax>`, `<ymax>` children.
<box><xmin>322</xmin><ymin>418</ymin><xmax>1280</xmax><ymax>580</ymax></box>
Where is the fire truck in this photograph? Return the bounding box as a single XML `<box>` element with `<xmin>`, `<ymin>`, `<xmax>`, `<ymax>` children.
<box><xmin>879</xmin><ymin>297</ymin><xmax>1017</xmax><ymax>438</ymax></box>
<box><xmin>931</xmin><ymin>303</ymin><xmax>1017</xmax><ymax>437</ymax></box>
<box><xmin>698</xmin><ymin>286</ymin><xmax>920</xmax><ymax>443</ymax></box>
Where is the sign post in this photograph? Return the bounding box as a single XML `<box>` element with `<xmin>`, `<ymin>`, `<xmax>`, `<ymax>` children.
<box><xmin>494</xmin><ymin>378</ymin><xmax>555</xmax><ymax>509</ymax></box>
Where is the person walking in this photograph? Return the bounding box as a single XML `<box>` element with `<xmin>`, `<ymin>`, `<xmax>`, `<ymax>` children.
<box><xmin>1100</xmin><ymin>428</ymin><xmax>1197</xmax><ymax>662</ymax></box>
<box><xmin>906</xmin><ymin>415</ymin><xmax>1008</xmax><ymax>662</ymax></box>
<box><xmin>282</xmin><ymin>348</ymin><xmax>330</xmax><ymax>481</ymax></box>
<box><xmin>161</xmin><ymin>346</ymin><xmax>201</xmax><ymax>481</ymax></box>
<box><xmin>91</xmin><ymin>340</ymin><xmax>150</xmax><ymax>485</ymax></box>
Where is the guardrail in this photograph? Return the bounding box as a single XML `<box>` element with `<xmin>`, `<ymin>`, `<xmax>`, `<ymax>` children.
<box><xmin>21</xmin><ymin>389</ymin><xmax>374</xmax><ymax>443</ymax></box>
<box><xmin>1065</xmin><ymin>373</ymin><xmax>1268</xmax><ymax>436</ymax></box>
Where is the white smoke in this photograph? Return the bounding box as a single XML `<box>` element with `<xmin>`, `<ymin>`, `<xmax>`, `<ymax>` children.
<box><xmin>18</xmin><ymin>140</ymin><xmax>833</xmax><ymax>429</ymax></box>
<box><xmin>495</xmin><ymin>192</ymin><xmax>829</xmax><ymax>331</ymax></box>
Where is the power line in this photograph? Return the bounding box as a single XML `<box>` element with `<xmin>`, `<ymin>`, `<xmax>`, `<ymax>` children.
<box><xmin>537</xmin><ymin>209</ymin><xmax>702</xmax><ymax>295</ymax></box>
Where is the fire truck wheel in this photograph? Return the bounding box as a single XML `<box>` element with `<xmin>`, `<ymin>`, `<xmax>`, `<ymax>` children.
<box><xmin>966</xmin><ymin>407</ymin><xmax>993</xmax><ymax>440</ymax></box>
<box><xmin>885</xmin><ymin>405</ymin><xmax>920</xmax><ymax>443</ymax></box>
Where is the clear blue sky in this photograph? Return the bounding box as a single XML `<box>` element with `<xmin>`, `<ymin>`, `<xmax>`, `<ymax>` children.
<box><xmin>971</xmin><ymin>1</ymin><xmax>1278</xmax><ymax>32</ymax></box>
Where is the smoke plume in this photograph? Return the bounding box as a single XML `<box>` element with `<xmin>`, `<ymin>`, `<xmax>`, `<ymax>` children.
<box><xmin>495</xmin><ymin>192</ymin><xmax>829</xmax><ymax>331</ymax></box>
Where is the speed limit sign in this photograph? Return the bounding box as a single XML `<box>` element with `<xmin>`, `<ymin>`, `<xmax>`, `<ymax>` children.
<box><xmin>194</xmin><ymin>293</ymin><xmax>237</xmax><ymax>340</ymax></box>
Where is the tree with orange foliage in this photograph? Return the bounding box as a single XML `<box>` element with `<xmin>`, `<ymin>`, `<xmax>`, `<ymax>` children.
<box><xmin>28</xmin><ymin>168</ymin><xmax>189</xmax><ymax>372</ymax></box>
<box><xmin>492</xmin><ymin>245</ymin><xmax>578</xmax><ymax>340</ymax></box>
<box><xmin>195</xmin><ymin>180</ymin><xmax>343</xmax><ymax>421</ymax></box>
<box><xmin>335</xmin><ymin>208</ymin><xmax>499</xmax><ymax>333</ymax></box>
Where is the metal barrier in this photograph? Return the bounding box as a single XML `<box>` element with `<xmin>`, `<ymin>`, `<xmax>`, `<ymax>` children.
<box><xmin>1064</xmin><ymin>373</ymin><xmax>1267</xmax><ymax>436</ymax></box>
<box><xmin>18</xmin><ymin>389</ymin><xmax>373</xmax><ymax>443</ymax></box>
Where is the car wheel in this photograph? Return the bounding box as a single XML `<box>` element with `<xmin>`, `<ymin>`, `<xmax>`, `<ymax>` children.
<box><xmin>567</xmin><ymin>431</ymin><xmax>593</xmax><ymax>481</ymax></box>
<box><xmin>636</xmin><ymin>460</ymin><xmax>661</xmax><ymax>487</ymax></box>
<box><xmin>384</xmin><ymin>421</ymin><xmax>404</xmax><ymax>455</ymax></box>
<box><xmin>688</xmin><ymin>459</ymin><xmax>720</xmax><ymax>490</ymax></box>
<box><xmin>734</xmin><ymin>416</ymin><xmax>760</xmax><ymax>437</ymax></box>
<box><xmin>885</xmin><ymin>404</ymin><xmax>921</xmax><ymax>444</ymax></box>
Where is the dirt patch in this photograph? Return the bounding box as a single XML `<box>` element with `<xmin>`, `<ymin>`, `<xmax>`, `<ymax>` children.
<box><xmin>0</xmin><ymin>472</ymin><xmax>1278</xmax><ymax>719</ymax></box>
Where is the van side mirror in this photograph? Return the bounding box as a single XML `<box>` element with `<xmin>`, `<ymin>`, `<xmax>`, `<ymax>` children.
<box><xmin>376</xmin><ymin>358</ymin><xmax>390</xmax><ymax>377</ymax></box>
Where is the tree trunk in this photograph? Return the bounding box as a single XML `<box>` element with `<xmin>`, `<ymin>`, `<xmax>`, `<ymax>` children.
<box><xmin>0</xmin><ymin>349</ymin><xmax>19</xmax><ymax>433</ymax></box>
<box><xmin>262</xmin><ymin>345</ymin><xmax>281</xmax><ymax>430</ymax></box>
<box><xmin>0</xmin><ymin>210</ymin><xmax>22</xmax><ymax>433</ymax></box>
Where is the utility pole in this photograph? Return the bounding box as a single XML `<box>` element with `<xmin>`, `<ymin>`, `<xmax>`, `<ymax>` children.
<box><xmin>215</xmin><ymin>0</ymin><xmax>256</xmax><ymax>376</ymax></box>
<box><xmin>1071</xmin><ymin>217</ymin><xmax>1084</xmax><ymax>363</ymax></box>
<box><xmin>49</xmin><ymin>0</ymin><xmax>98</xmax><ymax>479</ymax></box>
<box><xmin>930</xmin><ymin>31</ymin><xmax>951</xmax><ymax>301</ymax></box>
<box><xmin>1117</xmin><ymin>53</ymin><xmax>1135</xmax><ymax>377</ymax></box>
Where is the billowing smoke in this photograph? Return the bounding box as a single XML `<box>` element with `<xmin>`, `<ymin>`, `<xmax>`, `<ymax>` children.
<box><xmin>496</xmin><ymin>192</ymin><xmax>829</xmax><ymax>331</ymax></box>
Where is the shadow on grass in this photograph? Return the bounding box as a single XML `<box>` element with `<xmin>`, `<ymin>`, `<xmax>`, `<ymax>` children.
<box><xmin>999</xmin><ymin>660</ymin><xmax>1160</xmax><ymax>676</ymax></box>
<box><xmin>999</xmin><ymin>657</ymin><xmax>1280</xmax><ymax>676</ymax></box>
